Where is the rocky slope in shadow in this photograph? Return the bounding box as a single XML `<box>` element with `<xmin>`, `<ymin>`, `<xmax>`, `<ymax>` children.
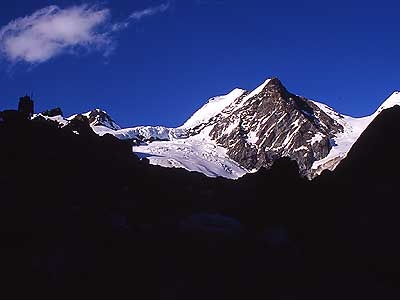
<box><xmin>1</xmin><ymin>105</ymin><xmax>400</xmax><ymax>299</ymax></box>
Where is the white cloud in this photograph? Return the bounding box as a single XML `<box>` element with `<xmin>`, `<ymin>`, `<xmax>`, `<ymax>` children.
<box><xmin>0</xmin><ymin>3</ymin><xmax>171</xmax><ymax>64</ymax></box>
<box><xmin>0</xmin><ymin>5</ymin><xmax>112</xmax><ymax>64</ymax></box>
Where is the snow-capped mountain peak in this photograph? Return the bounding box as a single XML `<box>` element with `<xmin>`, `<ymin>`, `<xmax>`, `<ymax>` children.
<box><xmin>66</xmin><ymin>109</ymin><xmax>121</xmax><ymax>131</ymax></box>
<box><xmin>205</xmin><ymin>77</ymin><xmax>344</xmax><ymax>176</ymax></box>
<box><xmin>32</xmin><ymin>78</ymin><xmax>400</xmax><ymax>180</ymax></box>
<box><xmin>127</xmin><ymin>79</ymin><xmax>400</xmax><ymax>179</ymax></box>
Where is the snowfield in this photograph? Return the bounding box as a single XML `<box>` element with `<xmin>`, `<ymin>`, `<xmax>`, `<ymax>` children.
<box><xmin>132</xmin><ymin>132</ymin><xmax>247</xmax><ymax>179</ymax></box>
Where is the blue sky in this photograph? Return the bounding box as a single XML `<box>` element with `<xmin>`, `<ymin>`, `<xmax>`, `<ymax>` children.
<box><xmin>0</xmin><ymin>0</ymin><xmax>399</xmax><ymax>127</ymax></box>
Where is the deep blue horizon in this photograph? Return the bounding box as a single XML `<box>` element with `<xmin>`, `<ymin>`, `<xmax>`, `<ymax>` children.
<box><xmin>1</xmin><ymin>0</ymin><xmax>399</xmax><ymax>128</ymax></box>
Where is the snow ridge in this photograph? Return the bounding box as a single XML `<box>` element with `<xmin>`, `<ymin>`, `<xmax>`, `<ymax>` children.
<box><xmin>374</xmin><ymin>91</ymin><xmax>400</xmax><ymax>115</ymax></box>
<box><xmin>92</xmin><ymin>125</ymin><xmax>172</xmax><ymax>140</ymax></box>
<box><xmin>180</xmin><ymin>88</ymin><xmax>246</xmax><ymax>129</ymax></box>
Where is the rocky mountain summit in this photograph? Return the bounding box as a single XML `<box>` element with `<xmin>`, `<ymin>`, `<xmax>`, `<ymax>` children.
<box><xmin>194</xmin><ymin>78</ymin><xmax>344</xmax><ymax>176</ymax></box>
<box><xmin>82</xmin><ymin>109</ymin><xmax>121</xmax><ymax>130</ymax></box>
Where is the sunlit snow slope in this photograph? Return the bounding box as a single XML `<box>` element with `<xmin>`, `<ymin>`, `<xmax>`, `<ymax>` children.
<box><xmin>180</xmin><ymin>88</ymin><xmax>246</xmax><ymax>129</ymax></box>
<box><xmin>132</xmin><ymin>127</ymin><xmax>247</xmax><ymax>179</ymax></box>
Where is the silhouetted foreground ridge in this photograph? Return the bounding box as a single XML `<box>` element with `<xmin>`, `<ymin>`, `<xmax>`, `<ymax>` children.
<box><xmin>1</xmin><ymin>98</ymin><xmax>400</xmax><ymax>299</ymax></box>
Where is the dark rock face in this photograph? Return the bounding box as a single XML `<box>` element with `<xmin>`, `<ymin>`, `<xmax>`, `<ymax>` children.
<box><xmin>1</xmin><ymin>97</ymin><xmax>400</xmax><ymax>298</ymax></box>
<box><xmin>42</xmin><ymin>107</ymin><xmax>63</xmax><ymax>117</ymax></box>
<box><xmin>31</xmin><ymin>115</ymin><xmax>62</xmax><ymax>128</ymax></box>
<box><xmin>85</xmin><ymin>109</ymin><xmax>120</xmax><ymax>130</ymax></box>
<box><xmin>315</xmin><ymin>106</ymin><xmax>400</xmax><ymax>277</ymax></box>
<box><xmin>0</xmin><ymin>110</ymin><xmax>26</xmax><ymax>124</ymax></box>
<box><xmin>334</xmin><ymin>106</ymin><xmax>400</xmax><ymax>180</ymax></box>
<box><xmin>190</xmin><ymin>78</ymin><xmax>344</xmax><ymax>177</ymax></box>
<box><xmin>63</xmin><ymin>114</ymin><xmax>95</xmax><ymax>137</ymax></box>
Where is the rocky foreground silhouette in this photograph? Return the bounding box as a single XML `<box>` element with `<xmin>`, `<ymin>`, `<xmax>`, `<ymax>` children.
<box><xmin>1</xmin><ymin>99</ymin><xmax>400</xmax><ymax>299</ymax></box>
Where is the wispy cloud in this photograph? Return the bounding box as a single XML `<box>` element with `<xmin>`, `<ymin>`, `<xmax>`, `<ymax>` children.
<box><xmin>111</xmin><ymin>2</ymin><xmax>171</xmax><ymax>32</ymax></box>
<box><xmin>129</xmin><ymin>3</ymin><xmax>170</xmax><ymax>21</ymax></box>
<box><xmin>0</xmin><ymin>2</ymin><xmax>170</xmax><ymax>65</ymax></box>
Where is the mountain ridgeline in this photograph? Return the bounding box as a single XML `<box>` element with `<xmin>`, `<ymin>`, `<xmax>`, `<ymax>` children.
<box><xmin>1</xmin><ymin>83</ymin><xmax>400</xmax><ymax>298</ymax></box>
<box><xmin>34</xmin><ymin>77</ymin><xmax>400</xmax><ymax>179</ymax></box>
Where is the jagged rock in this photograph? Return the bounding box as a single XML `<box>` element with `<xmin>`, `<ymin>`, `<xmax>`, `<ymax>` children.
<box><xmin>85</xmin><ymin>109</ymin><xmax>121</xmax><ymax>130</ymax></box>
<box><xmin>63</xmin><ymin>114</ymin><xmax>95</xmax><ymax>136</ymax></box>
<box><xmin>31</xmin><ymin>115</ymin><xmax>61</xmax><ymax>128</ymax></box>
<box><xmin>42</xmin><ymin>107</ymin><xmax>63</xmax><ymax>117</ymax></box>
<box><xmin>204</xmin><ymin>78</ymin><xmax>343</xmax><ymax>177</ymax></box>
